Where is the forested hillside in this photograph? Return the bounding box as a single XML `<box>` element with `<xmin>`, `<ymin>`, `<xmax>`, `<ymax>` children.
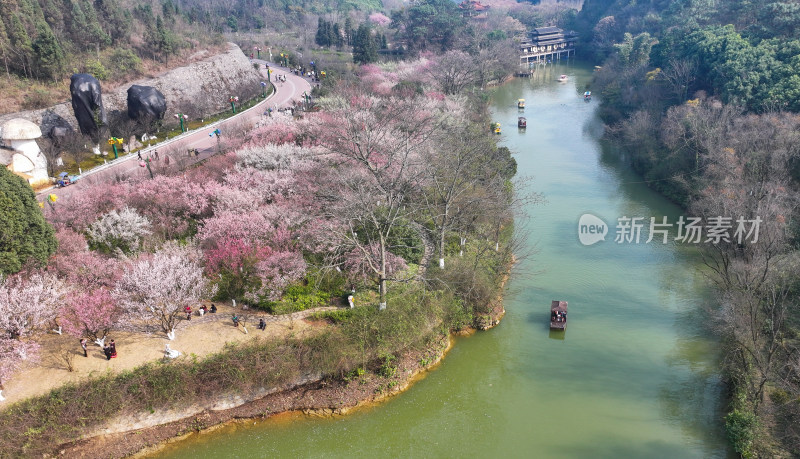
<box><xmin>0</xmin><ymin>0</ymin><xmax>384</xmax><ymax>112</ymax></box>
<box><xmin>575</xmin><ymin>2</ymin><xmax>800</xmax><ymax>457</ymax></box>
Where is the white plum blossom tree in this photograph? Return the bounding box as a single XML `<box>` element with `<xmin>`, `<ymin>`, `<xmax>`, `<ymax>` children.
<box><xmin>0</xmin><ymin>273</ymin><xmax>67</xmax><ymax>401</ymax></box>
<box><xmin>87</xmin><ymin>207</ymin><xmax>152</xmax><ymax>255</ymax></box>
<box><xmin>0</xmin><ymin>273</ymin><xmax>66</xmax><ymax>340</ymax></box>
<box><xmin>114</xmin><ymin>244</ymin><xmax>208</xmax><ymax>340</ymax></box>
<box><xmin>236</xmin><ymin>143</ymin><xmax>308</xmax><ymax>171</ymax></box>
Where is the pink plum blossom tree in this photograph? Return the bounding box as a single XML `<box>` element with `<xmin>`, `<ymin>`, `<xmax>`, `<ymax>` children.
<box><xmin>62</xmin><ymin>288</ymin><xmax>119</xmax><ymax>347</ymax></box>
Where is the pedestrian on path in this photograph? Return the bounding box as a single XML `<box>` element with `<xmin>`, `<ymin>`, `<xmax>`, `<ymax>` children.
<box><xmin>137</xmin><ymin>151</ymin><xmax>142</xmax><ymax>160</ymax></box>
<box><xmin>80</xmin><ymin>338</ymin><xmax>88</xmax><ymax>357</ymax></box>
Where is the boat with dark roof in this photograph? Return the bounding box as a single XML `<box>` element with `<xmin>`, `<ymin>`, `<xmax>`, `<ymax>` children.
<box><xmin>550</xmin><ymin>300</ymin><xmax>567</xmax><ymax>330</ymax></box>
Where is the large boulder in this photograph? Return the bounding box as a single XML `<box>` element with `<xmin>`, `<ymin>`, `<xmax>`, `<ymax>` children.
<box><xmin>127</xmin><ymin>85</ymin><xmax>167</xmax><ymax>122</ymax></box>
<box><xmin>69</xmin><ymin>73</ymin><xmax>107</xmax><ymax>143</ymax></box>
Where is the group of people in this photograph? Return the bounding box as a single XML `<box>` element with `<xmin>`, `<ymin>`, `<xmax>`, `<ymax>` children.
<box><xmin>185</xmin><ymin>304</ymin><xmax>217</xmax><ymax>320</ymax></box>
<box><xmin>79</xmin><ymin>338</ymin><xmax>117</xmax><ymax>360</ymax></box>
<box><xmin>551</xmin><ymin>310</ymin><xmax>567</xmax><ymax>323</ymax></box>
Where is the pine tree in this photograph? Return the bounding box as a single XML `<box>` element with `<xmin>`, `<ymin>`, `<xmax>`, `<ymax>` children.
<box><xmin>353</xmin><ymin>23</ymin><xmax>378</xmax><ymax>64</ymax></box>
<box><xmin>32</xmin><ymin>20</ymin><xmax>64</xmax><ymax>80</ymax></box>
<box><xmin>315</xmin><ymin>17</ymin><xmax>327</xmax><ymax>47</ymax></box>
<box><xmin>8</xmin><ymin>15</ymin><xmax>33</xmax><ymax>78</ymax></box>
<box><xmin>0</xmin><ymin>16</ymin><xmax>11</xmax><ymax>77</ymax></box>
<box><xmin>344</xmin><ymin>17</ymin><xmax>353</xmax><ymax>46</ymax></box>
<box><xmin>333</xmin><ymin>23</ymin><xmax>343</xmax><ymax>47</ymax></box>
<box><xmin>156</xmin><ymin>16</ymin><xmax>176</xmax><ymax>64</ymax></box>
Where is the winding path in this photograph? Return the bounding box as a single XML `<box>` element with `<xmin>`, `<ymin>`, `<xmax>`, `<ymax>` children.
<box><xmin>38</xmin><ymin>60</ymin><xmax>312</xmax><ymax>201</ymax></box>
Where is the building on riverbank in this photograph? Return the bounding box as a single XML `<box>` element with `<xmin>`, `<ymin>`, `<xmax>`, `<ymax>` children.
<box><xmin>519</xmin><ymin>27</ymin><xmax>578</xmax><ymax>67</ymax></box>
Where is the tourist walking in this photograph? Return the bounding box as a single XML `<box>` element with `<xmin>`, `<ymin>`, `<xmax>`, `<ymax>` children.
<box><xmin>80</xmin><ymin>338</ymin><xmax>88</xmax><ymax>357</ymax></box>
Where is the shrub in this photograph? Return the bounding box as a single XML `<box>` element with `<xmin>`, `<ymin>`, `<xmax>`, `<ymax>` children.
<box><xmin>21</xmin><ymin>89</ymin><xmax>56</xmax><ymax>110</ymax></box>
<box><xmin>378</xmin><ymin>354</ymin><xmax>397</xmax><ymax>378</ymax></box>
<box><xmin>309</xmin><ymin>309</ymin><xmax>353</xmax><ymax>324</ymax></box>
<box><xmin>725</xmin><ymin>408</ymin><xmax>757</xmax><ymax>458</ymax></box>
<box><xmin>262</xmin><ymin>284</ymin><xmax>330</xmax><ymax>314</ymax></box>
<box><xmin>85</xmin><ymin>59</ymin><xmax>109</xmax><ymax>81</ymax></box>
<box><xmin>108</xmin><ymin>48</ymin><xmax>143</xmax><ymax>80</ymax></box>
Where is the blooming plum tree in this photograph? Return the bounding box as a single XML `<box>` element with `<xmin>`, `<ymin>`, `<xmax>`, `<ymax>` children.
<box><xmin>0</xmin><ymin>273</ymin><xmax>67</xmax><ymax>340</ymax></box>
<box><xmin>308</xmin><ymin>88</ymin><xmax>437</xmax><ymax>309</ymax></box>
<box><xmin>87</xmin><ymin>207</ymin><xmax>152</xmax><ymax>255</ymax></box>
<box><xmin>114</xmin><ymin>244</ymin><xmax>208</xmax><ymax>340</ymax></box>
<box><xmin>62</xmin><ymin>288</ymin><xmax>119</xmax><ymax>347</ymax></box>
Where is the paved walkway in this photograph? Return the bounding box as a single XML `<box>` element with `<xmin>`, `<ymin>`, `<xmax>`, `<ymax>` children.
<box><xmin>38</xmin><ymin>60</ymin><xmax>312</xmax><ymax>201</ymax></box>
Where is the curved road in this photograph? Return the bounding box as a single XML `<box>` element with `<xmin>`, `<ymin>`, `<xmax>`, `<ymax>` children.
<box><xmin>39</xmin><ymin>60</ymin><xmax>311</xmax><ymax>201</ymax></box>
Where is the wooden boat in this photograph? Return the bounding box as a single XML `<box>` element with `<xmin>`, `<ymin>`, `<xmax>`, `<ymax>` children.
<box><xmin>518</xmin><ymin>117</ymin><xmax>527</xmax><ymax>128</ymax></box>
<box><xmin>517</xmin><ymin>98</ymin><xmax>525</xmax><ymax>109</ymax></box>
<box><xmin>558</xmin><ymin>74</ymin><xmax>568</xmax><ymax>82</ymax></box>
<box><xmin>550</xmin><ymin>300</ymin><xmax>568</xmax><ymax>330</ymax></box>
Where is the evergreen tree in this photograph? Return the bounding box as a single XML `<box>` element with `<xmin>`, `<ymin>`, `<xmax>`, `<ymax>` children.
<box><xmin>353</xmin><ymin>23</ymin><xmax>378</xmax><ymax>64</ymax></box>
<box><xmin>8</xmin><ymin>15</ymin><xmax>33</xmax><ymax>78</ymax></box>
<box><xmin>333</xmin><ymin>23</ymin><xmax>342</xmax><ymax>47</ymax></box>
<box><xmin>156</xmin><ymin>16</ymin><xmax>176</xmax><ymax>63</ymax></box>
<box><xmin>32</xmin><ymin>20</ymin><xmax>64</xmax><ymax>80</ymax></box>
<box><xmin>0</xmin><ymin>168</ymin><xmax>57</xmax><ymax>275</ymax></box>
<box><xmin>0</xmin><ymin>16</ymin><xmax>10</xmax><ymax>77</ymax></box>
<box><xmin>315</xmin><ymin>17</ymin><xmax>328</xmax><ymax>47</ymax></box>
<box><xmin>344</xmin><ymin>17</ymin><xmax>353</xmax><ymax>46</ymax></box>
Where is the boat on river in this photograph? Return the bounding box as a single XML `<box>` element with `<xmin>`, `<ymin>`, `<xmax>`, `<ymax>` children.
<box><xmin>518</xmin><ymin>98</ymin><xmax>525</xmax><ymax>109</ymax></box>
<box><xmin>550</xmin><ymin>300</ymin><xmax>567</xmax><ymax>330</ymax></box>
<box><xmin>518</xmin><ymin>117</ymin><xmax>527</xmax><ymax>128</ymax></box>
<box><xmin>558</xmin><ymin>74</ymin><xmax>568</xmax><ymax>82</ymax></box>
<box><xmin>584</xmin><ymin>91</ymin><xmax>592</xmax><ymax>101</ymax></box>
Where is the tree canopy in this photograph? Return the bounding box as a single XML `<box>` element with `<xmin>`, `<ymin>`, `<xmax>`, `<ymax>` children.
<box><xmin>0</xmin><ymin>168</ymin><xmax>56</xmax><ymax>274</ymax></box>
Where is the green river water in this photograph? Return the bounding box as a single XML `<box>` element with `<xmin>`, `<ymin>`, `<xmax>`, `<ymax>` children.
<box><xmin>156</xmin><ymin>62</ymin><xmax>731</xmax><ymax>459</ymax></box>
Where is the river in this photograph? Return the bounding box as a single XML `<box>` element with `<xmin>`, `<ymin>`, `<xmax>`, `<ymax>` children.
<box><xmin>155</xmin><ymin>62</ymin><xmax>731</xmax><ymax>458</ymax></box>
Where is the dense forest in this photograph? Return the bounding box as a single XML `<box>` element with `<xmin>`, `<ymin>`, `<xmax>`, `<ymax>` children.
<box><xmin>574</xmin><ymin>1</ymin><xmax>800</xmax><ymax>457</ymax></box>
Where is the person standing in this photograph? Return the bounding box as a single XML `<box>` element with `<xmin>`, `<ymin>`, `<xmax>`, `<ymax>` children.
<box><xmin>80</xmin><ymin>338</ymin><xmax>88</xmax><ymax>357</ymax></box>
<box><xmin>109</xmin><ymin>339</ymin><xmax>117</xmax><ymax>358</ymax></box>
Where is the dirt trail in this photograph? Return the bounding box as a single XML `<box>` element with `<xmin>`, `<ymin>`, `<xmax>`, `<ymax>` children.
<box><xmin>2</xmin><ymin>303</ymin><xmax>335</xmax><ymax>405</ymax></box>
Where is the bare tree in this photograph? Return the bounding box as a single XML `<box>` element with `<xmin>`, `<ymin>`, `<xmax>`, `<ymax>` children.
<box><xmin>659</xmin><ymin>58</ymin><xmax>698</xmax><ymax>103</ymax></box>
